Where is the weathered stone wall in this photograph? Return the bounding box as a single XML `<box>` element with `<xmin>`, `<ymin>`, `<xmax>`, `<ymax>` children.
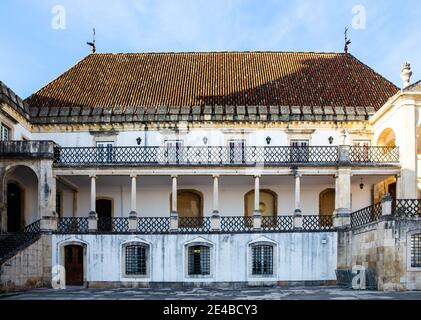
<box><xmin>338</xmin><ymin>217</ymin><xmax>421</xmax><ymax>291</ymax></box>
<box><xmin>0</xmin><ymin>234</ymin><xmax>52</xmax><ymax>292</ymax></box>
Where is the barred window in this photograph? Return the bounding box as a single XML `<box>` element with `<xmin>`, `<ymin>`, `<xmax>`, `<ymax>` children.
<box><xmin>188</xmin><ymin>245</ymin><xmax>210</xmax><ymax>276</ymax></box>
<box><xmin>411</xmin><ymin>233</ymin><xmax>421</xmax><ymax>268</ymax></box>
<box><xmin>252</xmin><ymin>245</ymin><xmax>274</xmax><ymax>276</ymax></box>
<box><xmin>125</xmin><ymin>245</ymin><xmax>148</xmax><ymax>276</ymax></box>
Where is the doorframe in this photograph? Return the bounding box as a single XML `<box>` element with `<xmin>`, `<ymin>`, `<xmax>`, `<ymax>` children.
<box><xmin>6</xmin><ymin>180</ymin><xmax>25</xmax><ymax>231</ymax></box>
<box><xmin>95</xmin><ymin>197</ymin><xmax>114</xmax><ymax>218</ymax></box>
<box><xmin>59</xmin><ymin>240</ymin><xmax>88</xmax><ymax>286</ymax></box>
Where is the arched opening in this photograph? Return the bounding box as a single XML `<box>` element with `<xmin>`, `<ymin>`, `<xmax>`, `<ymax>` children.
<box><xmin>4</xmin><ymin>165</ymin><xmax>38</xmax><ymax>232</ymax></box>
<box><xmin>245</xmin><ymin>189</ymin><xmax>277</xmax><ymax>217</ymax></box>
<box><xmin>96</xmin><ymin>198</ymin><xmax>113</xmax><ymax>232</ymax></box>
<box><xmin>374</xmin><ymin>128</ymin><xmax>397</xmax><ymax>202</ymax></box>
<box><xmin>64</xmin><ymin>244</ymin><xmax>84</xmax><ymax>286</ymax></box>
<box><xmin>170</xmin><ymin>190</ymin><xmax>203</xmax><ymax>227</ymax></box>
<box><xmin>245</xmin><ymin>189</ymin><xmax>277</xmax><ymax>227</ymax></box>
<box><xmin>377</xmin><ymin>128</ymin><xmax>396</xmax><ymax>147</ymax></box>
<box><xmin>319</xmin><ymin>188</ymin><xmax>335</xmax><ymax>227</ymax></box>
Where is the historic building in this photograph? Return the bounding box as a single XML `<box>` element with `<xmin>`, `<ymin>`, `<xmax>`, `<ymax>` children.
<box><xmin>0</xmin><ymin>52</ymin><xmax>420</xmax><ymax>291</ymax></box>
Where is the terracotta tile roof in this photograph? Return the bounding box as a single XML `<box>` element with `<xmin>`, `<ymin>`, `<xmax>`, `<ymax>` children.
<box><xmin>25</xmin><ymin>52</ymin><xmax>399</xmax><ymax>123</ymax></box>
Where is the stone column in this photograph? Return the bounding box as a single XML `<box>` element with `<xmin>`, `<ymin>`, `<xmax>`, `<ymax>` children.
<box><xmin>294</xmin><ymin>171</ymin><xmax>302</xmax><ymax>215</ymax></box>
<box><xmin>395</xmin><ymin>174</ymin><xmax>401</xmax><ymax>199</ymax></box>
<box><xmin>334</xmin><ymin>168</ymin><xmax>352</xmax><ymax>227</ymax></box>
<box><xmin>293</xmin><ymin>170</ymin><xmax>303</xmax><ymax>230</ymax></box>
<box><xmin>129</xmin><ymin>175</ymin><xmax>138</xmax><ymax>232</ymax></box>
<box><xmin>253</xmin><ymin>175</ymin><xmax>261</xmax><ymax>230</ymax></box>
<box><xmin>211</xmin><ymin>175</ymin><xmax>221</xmax><ymax>231</ymax></box>
<box><xmin>39</xmin><ymin>160</ymin><xmax>57</xmax><ymax>231</ymax></box>
<box><xmin>170</xmin><ymin>175</ymin><xmax>178</xmax><ymax>231</ymax></box>
<box><xmin>88</xmin><ymin>175</ymin><xmax>97</xmax><ymax>231</ymax></box>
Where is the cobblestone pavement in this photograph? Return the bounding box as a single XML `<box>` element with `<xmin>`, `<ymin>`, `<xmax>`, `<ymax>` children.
<box><xmin>1</xmin><ymin>286</ymin><xmax>421</xmax><ymax>300</ymax></box>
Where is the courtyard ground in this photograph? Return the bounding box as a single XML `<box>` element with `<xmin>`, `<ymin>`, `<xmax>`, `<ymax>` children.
<box><xmin>1</xmin><ymin>286</ymin><xmax>421</xmax><ymax>300</ymax></box>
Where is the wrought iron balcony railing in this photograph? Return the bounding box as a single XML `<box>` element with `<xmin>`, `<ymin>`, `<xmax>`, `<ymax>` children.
<box><xmin>54</xmin><ymin>215</ymin><xmax>334</xmax><ymax>234</ymax></box>
<box><xmin>52</xmin><ymin>145</ymin><xmax>400</xmax><ymax>166</ymax></box>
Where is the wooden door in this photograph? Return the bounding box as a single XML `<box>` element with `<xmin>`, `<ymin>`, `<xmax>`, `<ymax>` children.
<box><xmin>65</xmin><ymin>245</ymin><xmax>84</xmax><ymax>286</ymax></box>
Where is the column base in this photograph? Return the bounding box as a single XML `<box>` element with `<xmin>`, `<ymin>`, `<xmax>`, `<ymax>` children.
<box><xmin>88</xmin><ymin>211</ymin><xmax>98</xmax><ymax>232</ymax></box>
<box><xmin>129</xmin><ymin>211</ymin><xmax>138</xmax><ymax>232</ymax></box>
<box><xmin>253</xmin><ymin>211</ymin><xmax>262</xmax><ymax>230</ymax></box>
<box><xmin>170</xmin><ymin>211</ymin><xmax>178</xmax><ymax>231</ymax></box>
<box><xmin>334</xmin><ymin>208</ymin><xmax>351</xmax><ymax>228</ymax></box>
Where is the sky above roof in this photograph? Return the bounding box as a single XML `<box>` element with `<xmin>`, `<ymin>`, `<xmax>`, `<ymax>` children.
<box><xmin>0</xmin><ymin>0</ymin><xmax>419</xmax><ymax>99</ymax></box>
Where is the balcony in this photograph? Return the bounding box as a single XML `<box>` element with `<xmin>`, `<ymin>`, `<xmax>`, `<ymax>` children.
<box><xmin>0</xmin><ymin>141</ymin><xmax>56</xmax><ymax>159</ymax></box>
<box><xmin>55</xmin><ymin>215</ymin><xmax>334</xmax><ymax>234</ymax></box>
<box><xmin>52</xmin><ymin>145</ymin><xmax>399</xmax><ymax>167</ymax></box>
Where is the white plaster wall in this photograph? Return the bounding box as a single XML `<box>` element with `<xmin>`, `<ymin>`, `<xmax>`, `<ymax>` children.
<box><xmin>52</xmin><ymin>232</ymin><xmax>337</xmax><ymax>283</ymax></box>
<box><xmin>32</xmin><ymin>128</ymin><xmax>343</xmax><ymax>148</ymax></box>
<box><xmin>12</xmin><ymin>123</ymin><xmax>32</xmax><ymax>140</ymax></box>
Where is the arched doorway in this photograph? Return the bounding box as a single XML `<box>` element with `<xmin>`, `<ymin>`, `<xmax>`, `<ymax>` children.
<box><xmin>7</xmin><ymin>182</ymin><xmax>23</xmax><ymax>232</ymax></box>
<box><xmin>4</xmin><ymin>165</ymin><xmax>38</xmax><ymax>232</ymax></box>
<box><xmin>319</xmin><ymin>188</ymin><xmax>335</xmax><ymax>227</ymax></box>
<box><xmin>245</xmin><ymin>189</ymin><xmax>277</xmax><ymax>227</ymax></box>
<box><xmin>64</xmin><ymin>245</ymin><xmax>84</xmax><ymax>286</ymax></box>
<box><xmin>245</xmin><ymin>190</ymin><xmax>277</xmax><ymax>218</ymax></box>
<box><xmin>170</xmin><ymin>190</ymin><xmax>203</xmax><ymax>227</ymax></box>
<box><xmin>96</xmin><ymin>198</ymin><xmax>113</xmax><ymax>232</ymax></box>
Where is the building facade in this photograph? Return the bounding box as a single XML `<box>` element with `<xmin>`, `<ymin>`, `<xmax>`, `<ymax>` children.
<box><xmin>0</xmin><ymin>52</ymin><xmax>420</xmax><ymax>291</ymax></box>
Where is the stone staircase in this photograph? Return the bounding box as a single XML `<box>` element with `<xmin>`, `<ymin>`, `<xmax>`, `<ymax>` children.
<box><xmin>0</xmin><ymin>220</ymin><xmax>41</xmax><ymax>265</ymax></box>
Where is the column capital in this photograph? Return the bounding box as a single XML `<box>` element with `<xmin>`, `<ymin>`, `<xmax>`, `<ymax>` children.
<box><xmin>130</xmin><ymin>174</ymin><xmax>137</xmax><ymax>179</ymax></box>
<box><xmin>212</xmin><ymin>174</ymin><xmax>220</xmax><ymax>179</ymax></box>
<box><xmin>171</xmin><ymin>175</ymin><xmax>178</xmax><ymax>179</ymax></box>
<box><xmin>89</xmin><ymin>174</ymin><xmax>97</xmax><ymax>179</ymax></box>
<box><xmin>253</xmin><ymin>174</ymin><xmax>261</xmax><ymax>179</ymax></box>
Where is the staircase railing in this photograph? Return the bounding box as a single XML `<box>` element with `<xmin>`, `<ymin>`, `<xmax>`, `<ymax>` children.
<box><xmin>0</xmin><ymin>220</ymin><xmax>41</xmax><ymax>264</ymax></box>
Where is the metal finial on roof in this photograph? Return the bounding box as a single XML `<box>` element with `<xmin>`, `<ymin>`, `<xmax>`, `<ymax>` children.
<box><xmin>344</xmin><ymin>27</ymin><xmax>351</xmax><ymax>53</ymax></box>
<box><xmin>87</xmin><ymin>28</ymin><xmax>96</xmax><ymax>53</ymax></box>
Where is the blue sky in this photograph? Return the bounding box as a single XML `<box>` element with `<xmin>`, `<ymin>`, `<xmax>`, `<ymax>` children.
<box><xmin>0</xmin><ymin>0</ymin><xmax>419</xmax><ymax>98</ymax></box>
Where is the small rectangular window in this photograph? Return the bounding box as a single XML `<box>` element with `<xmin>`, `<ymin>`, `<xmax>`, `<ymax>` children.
<box><xmin>0</xmin><ymin>123</ymin><xmax>10</xmax><ymax>141</ymax></box>
<box><xmin>164</xmin><ymin>140</ymin><xmax>183</xmax><ymax>163</ymax></box>
<box><xmin>290</xmin><ymin>139</ymin><xmax>309</xmax><ymax>162</ymax></box>
<box><xmin>125</xmin><ymin>245</ymin><xmax>148</xmax><ymax>276</ymax></box>
<box><xmin>411</xmin><ymin>233</ymin><xmax>421</xmax><ymax>268</ymax></box>
<box><xmin>96</xmin><ymin>141</ymin><xmax>114</xmax><ymax>163</ymax></box>
<box><xmin>252</xmin><ymin>245</ymin><xmax>274</xmax><ymax>276</ymax></box>
<box><xmin>228</xmin><ymin>139</ymin><xmax>246</xmax><ymax>164</ymax></box>
<box><xmin>188</xmin><ymin>245</ymin><xmax>210</xmax><ymax>275</ymax></box>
